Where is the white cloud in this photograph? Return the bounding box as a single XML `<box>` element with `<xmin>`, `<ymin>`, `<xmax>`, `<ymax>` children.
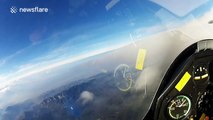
<box><xmin>78</xmin><ymin>91</ymin><xmax>94</xmax><ymax>105</ymax></box>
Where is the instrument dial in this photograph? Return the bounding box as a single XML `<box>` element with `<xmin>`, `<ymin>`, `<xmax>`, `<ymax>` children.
<box><xmin>167</xmin><ymin>95</ymin><xmax>191</xmax><ymax>119</ymax></box>
<box><xmin>194</xmin><ymin>64</ymin><xmax>208</xmax><ymax>80</ymax></box>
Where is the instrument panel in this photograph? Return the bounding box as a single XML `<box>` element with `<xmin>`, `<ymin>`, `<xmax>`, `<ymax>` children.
<box><xmin>155</xmin><ymin>50</ymin><xmax>213</xmax><ymax>120</ymax></box>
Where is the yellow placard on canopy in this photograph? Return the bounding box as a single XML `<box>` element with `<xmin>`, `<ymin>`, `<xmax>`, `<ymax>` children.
<box><xmin>135</xmin><ymin>49</ymin><xmax>146</xmax><ymax>70</ymax></box>
<box><xmin>175</xmin><ymin>72</ymin><xmax>191</xmax><ymax>92</ymax></box>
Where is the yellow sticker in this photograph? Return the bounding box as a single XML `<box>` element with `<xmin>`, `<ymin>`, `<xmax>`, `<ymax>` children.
<box><xmin>199</xmin><ymin>113</ymin><xmax>205</xmax><ymax>120</ymax></box>
<box><xmin>175</xmin><ymin>72</ymin><xmax>191</xmax><ymax>92</ymax></box>
<box><xmin>135</xmin><ymin>49</ymin><xmax>146</xmax><ymax>70</ymax></box>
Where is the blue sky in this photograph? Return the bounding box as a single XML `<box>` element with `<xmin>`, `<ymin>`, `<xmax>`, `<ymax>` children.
<box><xmin>0</xmin><ymin>0</ymin><xmax>212</xmax><ymax>74</ymax></box>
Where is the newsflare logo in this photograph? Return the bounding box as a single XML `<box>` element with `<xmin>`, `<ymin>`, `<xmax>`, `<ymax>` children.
<box><xmin>10</xmin><ymin>6</ymin><xmax>18</xmax><ymax>14</ymax></box>
<box><xmin>10</xmin><ymin>6</ymin><xmax>48</xmax><ymax>14</ymax></box>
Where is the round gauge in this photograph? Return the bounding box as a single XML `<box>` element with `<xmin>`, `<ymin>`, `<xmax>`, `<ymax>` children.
<box><xmin>167</xmin><ymin>95</ymin><xmax>191</xmax><ymax>119</ymax></box>
<box><xmin>113</xmin><ymin>64</ymin><xmax>133</xmax><ymax>92</ymax></box>
<box><xmin>194</xmin><ymin>63</ymin><xmax>208</xmax><ymax>80</ymax></box>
